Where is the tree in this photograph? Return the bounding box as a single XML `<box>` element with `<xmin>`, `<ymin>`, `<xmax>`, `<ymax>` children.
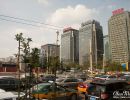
<box><xmin>105</xmin><ymin>61</ymin><xmax>121</xmax><ymax>72</ymax></box>
<box><xmin>20</xmin><ymin>36</ymin><xmax>32</xmax><ymax>99</ymax></box>
<box><xmin>15</xmin><ymin>33</ymin><xmax>24</xmax><ymax>99</ymax></box>
<box><xmin>30</xmin><ymin>48</ymin><xmax>40</xmax><ymax>67</ymax></box>
<box><xmin>15</xmin><ymin>33</ymin><xmax>33</xmax><ymax>99</ymax></box>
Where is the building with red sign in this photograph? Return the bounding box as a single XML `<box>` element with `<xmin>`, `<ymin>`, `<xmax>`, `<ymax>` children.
<box><xmin>61</xmin><ymin>27</ymin><xmax>79</xmax><ymax>65</ymax></box>
<box><xmin>108</xmin><ymin>8</ymin><xmax>130</xmax><ymax>64</ymax></box>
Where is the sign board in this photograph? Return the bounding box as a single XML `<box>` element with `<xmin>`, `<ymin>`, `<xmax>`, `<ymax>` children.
<box><xmin>112</xmin><ymin>8</ymin><xmax>124</xmax><ymax>15</ymax></box>
<box><xmin>121</xmin><ymin>63</ymin><xmax>126</xmax><ymax>69</ymax></box>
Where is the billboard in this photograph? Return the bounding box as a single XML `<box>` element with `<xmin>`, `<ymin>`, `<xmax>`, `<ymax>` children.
<box><xmin>121</xmin><ymin>62</ymin><xmax>130</xmax><ymax>71</ymax></box>
<box><xmin>112</xmin><ymin>8</ymin><xmax>124</xmax><ymax>15</ymax></box>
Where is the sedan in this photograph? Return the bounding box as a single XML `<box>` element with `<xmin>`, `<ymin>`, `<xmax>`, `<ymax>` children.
<box><xmin>31</xmin><ymin>82</ymin><xmax>79</xmax><ymax>100</ymax></box>
<box><xmin>98</xmin><ymin>75</ymin><xmax>117</xmax><ymax>80</ymax></box>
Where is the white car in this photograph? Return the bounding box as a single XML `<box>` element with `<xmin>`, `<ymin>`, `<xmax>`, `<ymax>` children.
<box><xmin>98</xmin><ymin>75</ymin><xmax>117</xmax><ymax>80</ymax></box>
<box><xmin>0</xmin><ymin>90</ymin><xmax>25</xmax><ymax>100</ymax></box>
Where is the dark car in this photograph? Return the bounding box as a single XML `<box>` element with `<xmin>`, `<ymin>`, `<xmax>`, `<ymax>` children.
<box><xmin>42</xmin><ymin>75</ymin><xmax>56</xmax><ymax>82</ymax></box>
<box><xmin>59</xmin><ymin>78</ymin><xmax>83</xmax><ymax>90</ymax></box>
<box><xmin>120</xmin><ymin>75</ymin><xmax>130</xmax><ymax>84</ymax></box>
<box><xmin>85</xmin><ymin>80</ymin><xmax>130</xmax><ymax>100</ymax></box>
<box><xmin>0</xmin><ymin>77</ymin><xmax>20</xmax><ymax>91</ymax></box>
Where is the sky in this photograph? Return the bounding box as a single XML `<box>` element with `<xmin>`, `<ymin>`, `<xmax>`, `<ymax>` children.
<box><xmin>0</xmin><ymin>0</ymin><xmax>130</xmax><ymax>58</ymax></box>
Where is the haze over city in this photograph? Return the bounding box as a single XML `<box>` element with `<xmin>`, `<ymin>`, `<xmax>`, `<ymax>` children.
<box><xmin>0</xmin><ymin>0</ymin><xmax>130</xmax><ymax>58</ymax></box>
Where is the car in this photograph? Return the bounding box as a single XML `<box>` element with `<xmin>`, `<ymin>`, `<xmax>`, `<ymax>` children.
<box><xmin>94</xmin><ymin>74</ymin><xmax>104</xmax><ymax>79</ymax></box>
<box><xmin>97</xmin><ymin>75</ymin><xmax>117</xmax><ymax>80</ymax></box>
<box><xmin>42</xmin><ymin>74</ymin><xmax>56</xmax><ymax>82</ymax></box>
<box><xmin>56</xmin><ymin>78</ymin><xmax>64</xmax><ymax>83</ymax></box>
<box><xmin>59</xmin><ymin>78</ymin><xmax>83</xmax><ymax>90</ymax></box>
<box><xmin>120</xmin><ymin>75</ymin><xmax>130</xmax><ymax>84</ymax></box>
<box><xmin>85</xmin><ymin>80</ymin><xmax>130</xmax><ymax>100</ymax></box>
<box><xmin>31</xmin><ymin>82</ymin><xmax>79</xmax><ymax>100</ymax></box>
<box><xmin>77</xmin><ymin>74</ymin><xmax>87</xmax><ymax>81</ymax></box>
<box><xmin>0</xmin><ymin>90</ymin><xmax>25</xmax><ymax>100</ymax></box>
<box><xmin>0</xmin><ymin>77</ymin><xmax>20</xmax><ymax>91</ymax></box>
<box><xmin>77</xmin><ymin>82</ymin><xmax>90</xmax><ymax>94</ymax></box>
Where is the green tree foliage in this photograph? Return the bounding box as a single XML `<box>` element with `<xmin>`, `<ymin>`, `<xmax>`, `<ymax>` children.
<box><xmin>21</xmin><ymin>38</ymin><xmax>32</xmax><ymax>63</ymax></box>
<box><xmin>105</xmin><ymin>61</ymin><xmax>122</xmax><ymax>71</ymax></box>
<box><xmin>30</xmin><ymin>48</ymin><xmax>40</xmax><ymax>67</ymax></box>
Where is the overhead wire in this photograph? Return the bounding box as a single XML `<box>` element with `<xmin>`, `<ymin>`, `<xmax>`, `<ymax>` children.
<box><xmin>0</xmin><ymin>14</ymin><xmax>63</xmax><ymax>31</ymax></box>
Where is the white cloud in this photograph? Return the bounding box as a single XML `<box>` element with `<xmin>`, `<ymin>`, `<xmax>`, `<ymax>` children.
<box><xmin>37</xmin><ymin>0</ymin><xmax>50</xmax><ymax>5</ymax></box>
<box><xmin>46</xmin><ymin>4</ymin><xmax>98</xmax><ymax>29</ymax></box>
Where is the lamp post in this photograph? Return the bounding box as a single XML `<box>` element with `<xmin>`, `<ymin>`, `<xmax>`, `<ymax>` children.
<box><xmin>89</xmin><ymin>39</ymin><xmax>93</xmax><ymax>75</ymax></box>
<box><xmin>102</xmin><ymin>54</ymin><xmax>105</xmax><ymax>73</ymax></box>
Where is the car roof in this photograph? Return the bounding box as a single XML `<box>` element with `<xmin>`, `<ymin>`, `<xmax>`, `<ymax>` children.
<box><xmin>36</xmin><ymin>82</ymin><xmax>51</xmax><ymax>86</ymax></box>
<box><xmin>91</xmin><ymin>79</ymin><xmax>126</xmax><ymax>85</ymax></box>
<box><xmin>0</xmin><ymin>89</ymin><xmax>5</xmax><ymax>92</ymax></box>
<box><xmin>0</xmin><ymin>92</ymin><xmax>24</xmax><ymax>99</ymax></box>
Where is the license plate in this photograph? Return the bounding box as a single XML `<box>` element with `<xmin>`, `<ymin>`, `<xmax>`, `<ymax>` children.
<box><xmin>90</xmin><ymin>96</ymin><xmax>96</xmax><ymax>100</ymax></box>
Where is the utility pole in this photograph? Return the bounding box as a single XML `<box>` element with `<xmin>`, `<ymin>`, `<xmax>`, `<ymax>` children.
<box><xmin>103</xmin><ymin>54</ymin><xmax>104</xmax><ymax>73</ymax></box>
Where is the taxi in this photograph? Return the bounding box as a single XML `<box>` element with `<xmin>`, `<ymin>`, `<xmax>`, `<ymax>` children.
<box><xmin>31</xmin><ymin>82</ymin><xmax>79</xmax><ymax>100</ymax></box>
<box><xmin>77</xmin><ymin>82</ymin><xmax>89</xmax><ymax>94</ymax></box>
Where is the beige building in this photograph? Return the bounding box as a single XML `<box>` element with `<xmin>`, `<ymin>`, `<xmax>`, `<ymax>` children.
<box><xmin>108</xmin><ymin>8</ymin><xmax>130</xmax><ymax>63</ymax></box>
<box><xmin>40</xmin><ymin>44</ymin><xmax>59</xmax><ymax>63</ymax></box>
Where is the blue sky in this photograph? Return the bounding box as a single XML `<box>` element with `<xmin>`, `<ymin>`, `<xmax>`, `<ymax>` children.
<box><xmin>0</xmin><ymin>0</ymin><xmax>130</xmax><ymax>58</ymax></box>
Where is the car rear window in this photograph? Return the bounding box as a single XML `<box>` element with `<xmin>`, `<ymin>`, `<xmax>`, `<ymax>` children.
<box><xmin>89</xmin><ymin>84</ymin><xmax>106</xmax><ymax>92</ymax></box>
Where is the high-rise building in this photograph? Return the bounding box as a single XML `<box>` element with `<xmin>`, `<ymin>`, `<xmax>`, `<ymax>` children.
<box><xmin>60</xmin><ymin>27</ymin><xmax>79</xmax><ymax>64</ymax></box>
<box><xmin>79</xmin><ymin>20</ymin><xmax>104</xmax><ymax>66</ymax></box>
<box><xmin>40</xmin><ymin>44</ymin><xmax>60</xmax><ymax>67</ymax></box>
<box><xmin>103</xmin><ymin>35</ymin><xmax>111</xmax><ymax>62</ymax></box>
<box><xmin>108</xmin><ymin>8</ymin><xmax>130</xmax><ymax>63</ymax></box>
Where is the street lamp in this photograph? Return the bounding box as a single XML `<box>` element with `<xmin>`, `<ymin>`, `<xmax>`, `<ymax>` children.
<box><xmin>102</xmin><ymin>54</ymin><xmax>107</xmax><ymax>73</ymax></box>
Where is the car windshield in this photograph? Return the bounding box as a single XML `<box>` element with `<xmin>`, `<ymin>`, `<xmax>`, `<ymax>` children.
<box><xmin>100</xmin><ymin>75</ymin><xmax>108</xmax><ymax>78</ymax></box>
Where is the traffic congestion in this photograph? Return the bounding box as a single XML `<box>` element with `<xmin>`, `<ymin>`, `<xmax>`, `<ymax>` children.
<box><xmin>0</xmin><ymin>70</ymin><xmax>130</xmax><ymax>100</ymax></box>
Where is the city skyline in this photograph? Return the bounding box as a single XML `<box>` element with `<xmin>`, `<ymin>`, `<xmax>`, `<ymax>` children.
<box><xmin>0</xmin><ymin>0</ymin><xmax>130</xmax><ymax>57</ymax></box>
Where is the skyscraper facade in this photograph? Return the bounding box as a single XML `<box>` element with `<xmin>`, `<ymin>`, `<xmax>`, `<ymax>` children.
<box><xmin>79</xmin><ymin>20</ymin><xmax>104</xmax><ymax>66</ymax></box>
<box><xmin>103</xmin><ymin>35</ymin><xmax>111</xmax><ymax>62</ymax></box>
<box><xmin>60</xmin><ymin>27</ymin><xmax>79</xmax><ymax>64</ymax></box>
<box><xmin>40</xmin><ymin>44</ymin><xmax>60</xmax><ymax>67</ymax></box>
<box><xmin>108</xmin><ymin>8</ymin><xmax>130</xmax><ymax>63</ymax></box>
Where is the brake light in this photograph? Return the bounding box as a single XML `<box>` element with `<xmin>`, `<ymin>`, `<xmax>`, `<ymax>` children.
<box><xmin>101</xmin><ymin>93</ymin><xmax>108</xmax><ymax>99</ymax></box>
